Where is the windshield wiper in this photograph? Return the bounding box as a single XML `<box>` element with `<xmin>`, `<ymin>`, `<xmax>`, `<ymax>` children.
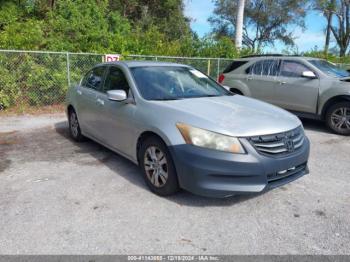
<box><xmin>151</xmin><ymin>98</ymin><xmax>183</xmax><ymax>101</ymax></box>
<box><xmin>190</xmin><ymin>94</ymin><xmax>231</xmax><ymax>98</ymax></box>
<box><xmin>186</xmin><ymin>94</ymin><xmax>219</xmax><ymax>98</ymax></box>
<box><xmin>202</xmin><ymin>94</ymin><xmax>219</xmax><ymax>97</ymax></box>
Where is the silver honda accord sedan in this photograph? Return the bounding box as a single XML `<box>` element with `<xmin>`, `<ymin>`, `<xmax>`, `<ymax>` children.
<box><xmin>66</xmin><ymin>61</ymin><xmax>310</xmax><ymax>198</ymax></box>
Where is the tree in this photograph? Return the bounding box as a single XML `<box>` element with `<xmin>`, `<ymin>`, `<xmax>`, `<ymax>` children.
<box><xmin>209</xmin><ymin>0</ymin><xmax>308</xmax><ymax>51</ymax></box>
<box><xmin>0</xmin><ymin>0</ymin><xmax>193</xmax><ymax>53</ymax></box>
<box><xmin>107</xmin><ymin>0</ymin><xmax>191</xmax><ymax>41</ymax></box>
<box><xmin>235</xmin><ymin>0</ymin><xmax>246</xmax><ymax>49</ymax></box>
<box><xmin>325</xmin><ymin>0</ymin><xmax>336</xmax><ymax>54</ymax></box>
<box><xmin>328</xmin><ymin>0</ymin><xmax>350</xmax><ymax>56</ymax></box>
<box><xmin>314</xmin><ymin>0</ymin><xmax>336</xmax><ymax>55</ymax></box>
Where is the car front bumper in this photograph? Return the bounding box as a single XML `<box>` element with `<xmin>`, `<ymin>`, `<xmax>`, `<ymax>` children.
<box><xmin>169</xmin><ymin>137</ymin><xmax>310</xmax><ymax>198</ymax></box>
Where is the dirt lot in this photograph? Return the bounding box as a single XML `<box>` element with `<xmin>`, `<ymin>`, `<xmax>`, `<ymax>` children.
<box><xmin>0</xmin><ymin>114</ymin><xmax>349</xmax><ymax>254</ymax></box>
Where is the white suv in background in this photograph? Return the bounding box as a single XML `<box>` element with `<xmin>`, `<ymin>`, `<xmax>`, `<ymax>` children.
<box><xmin>219</xmin><ymin>55</ymin><xmax>350</xmax><ymax>135</ymax></box>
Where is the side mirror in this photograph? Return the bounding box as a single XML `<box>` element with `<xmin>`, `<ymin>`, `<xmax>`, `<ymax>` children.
<box><xmin>107</xmin><ymin>90</ymin><xmax>127</xmax><ymax>101</ymax></box>
<box><xmin>302</xmin><ymin>71</ymin><xmax>317</xmax><ymax>79</ymax></box>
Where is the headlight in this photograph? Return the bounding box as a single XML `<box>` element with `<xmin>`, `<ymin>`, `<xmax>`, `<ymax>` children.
<box><xmin>176</xmin><ymin>123</ymin><xmax>245</xmax><ymax>154</ymax></box>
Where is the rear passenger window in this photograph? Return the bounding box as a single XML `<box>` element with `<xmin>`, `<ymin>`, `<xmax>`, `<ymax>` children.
<box><xmin>223</xmin><ymin>61</ymin><xmax>248</xmax><ymax>73</ymax></box>
<box><xmin>82</xmin><ymin>66</ymin><xmax>106</xmax><ymax>90</ymax></box>
<box><xmin>246</xmin><ymin>59</ymin><xmax>279</xmax><ymax>76</ymax></box>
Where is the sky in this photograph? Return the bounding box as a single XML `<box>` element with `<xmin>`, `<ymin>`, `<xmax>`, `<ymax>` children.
<box><xmin>184</xmin><ymin>0</ymin><xmax>330</xmax><ymax>53</ymax></box>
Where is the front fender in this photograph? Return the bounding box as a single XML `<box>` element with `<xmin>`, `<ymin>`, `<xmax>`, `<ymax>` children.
<box><xmin>318</xmin><ymin>85</ymin><xmax>350</xmax><ymax>115</ymax></box>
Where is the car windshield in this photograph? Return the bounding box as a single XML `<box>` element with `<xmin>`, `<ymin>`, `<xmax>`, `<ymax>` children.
<box><xmin>309</xmin><ymin>59</ymin><xmax>350</xmax><ymax>78</ymax></box>
<box><xmin>130</xmin><ymin>66</ymin><xmax>232</xmax><ymax>100</ymax></box>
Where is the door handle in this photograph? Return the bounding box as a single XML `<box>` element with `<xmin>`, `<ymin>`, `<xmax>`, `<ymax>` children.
<box><xmin>279</xmin><ymin>81</ymin><xmax>287</xmax><ymax>85</ymax></box>
<box><xmin>96</xmin><ymin>98</ymin><xmax>104</xmax><ymax>106</ymax></box>
<box><xmin>247</xmin><ymin>77</ymin><xmax>253</xmax><ymax>81</ymax></box>
<box><xmin>77</xmin><ymin>89</ymin><xmax>82</xmax><ymax>95</ymax></box>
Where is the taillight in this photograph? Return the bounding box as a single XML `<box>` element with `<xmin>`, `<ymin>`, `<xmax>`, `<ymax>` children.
<box><xmin>218</xmin><ymin>74</ymin><xmax>225</xmax><ymax>83</ymax></box>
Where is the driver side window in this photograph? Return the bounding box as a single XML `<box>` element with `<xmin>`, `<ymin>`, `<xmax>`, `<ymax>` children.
<box><xmin>103</xmin><ymin>66</ymin><xmax>130</xmax><ymax>93</ymax></box>
<box><xmin>280</xmin><ymin>60</ymin><xmax>312</xmax><ymax>78</ymax></box>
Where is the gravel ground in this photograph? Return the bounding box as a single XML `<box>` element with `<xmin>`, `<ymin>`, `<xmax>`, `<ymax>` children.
<box><xmin>0</xmin><ymin>114</ymin><xmax>349</xmax><ymax>254</ymax></box>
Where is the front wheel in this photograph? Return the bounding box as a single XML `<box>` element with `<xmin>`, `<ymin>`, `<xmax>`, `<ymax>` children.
<box><xmin>325</xmin><ymin>102</ymin><xmax>350</xmax><ymax>135</ymax></box>
<box><xmin>139</xmin><ymin>137</ymin><xmax>180</xmax><ymax>196</ymax></box>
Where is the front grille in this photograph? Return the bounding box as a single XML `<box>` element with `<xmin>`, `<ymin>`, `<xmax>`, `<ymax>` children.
<box><xmin>267</xmin><ymin>162</ymin><xmax>307</xmax><ymax>182</ymax></box>
<box><xmin>249</xmin><ymin>126</ymin><xmax>304</xmax><ymax>156</ymax></box>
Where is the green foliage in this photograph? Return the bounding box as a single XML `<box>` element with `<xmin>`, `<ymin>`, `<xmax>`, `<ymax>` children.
<box><xmin>0</xmin><ymin>52</ymin><xmax>67</xmax><ymax>107</ymax></box>
<box><xmin>0</xmin><ymin>19</ymin><xmax>45</xmax><ymax>50</ymax></box>
<box><xmin>303</xmin><ymin>49</ymin><xmax>350</xmax><ymax>64</ymax></box>
<box><xmin>0</xmin><ymin>50</ymin><xmax>107</xmax><ymax>108</ymax></box>
<box><xmin>0</xmin><ymin>67</ymin><xmax>17</xmax><ymax>108</ymax></box>
<box><xmin>0</xmin><ymin>0</ymin><xmax>197</xmax><ymax>55</ymax></box>
<box><xmin>0</xmin><ymin>0</ymin><xmax>241</xmax><ymax>58</ymax></box>
<box><xmin>2</xmin><ymin>0</ymin><xmax>350</xmax><ymax>110</ymax></box>
<box><xmin>209</xmin><ymin>0</ymin><xmax>308</xmax><ymax>51</ymax></box>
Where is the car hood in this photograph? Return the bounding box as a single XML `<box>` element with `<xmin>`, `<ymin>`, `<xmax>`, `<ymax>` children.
<box><xmin>153</xmin><ymin>95</ymin><xmax>301</xmax><ymax>137</ymax></box>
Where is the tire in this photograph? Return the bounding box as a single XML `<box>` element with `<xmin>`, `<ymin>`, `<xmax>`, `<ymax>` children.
<box><xmin>68</xmin><ymin>109</ymin><xmax>85</xmax><ymax>142</ymax></box>
<box><xmin>139</xmin><ymin>136</ymin><xmax>180</xmax><ymax>196</ymax></box>
<box><xmin>325</xmin><ymin>102</ymin><xmax>350</xmax><ymax>136</ymax></box>
<box><xmin>230</xmin><ymin>88</ymin><xmax>243</xmax><ymax>95</ymax></box>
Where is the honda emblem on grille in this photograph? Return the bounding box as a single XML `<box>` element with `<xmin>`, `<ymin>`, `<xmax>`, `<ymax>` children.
<box><xmin>284</xmin><ymin>137</ymin><xmax>295</xmax><ymax>152</ymax></box>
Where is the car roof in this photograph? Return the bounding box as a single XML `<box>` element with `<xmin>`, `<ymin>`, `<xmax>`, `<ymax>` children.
<box><xmin>235</xmin><ymin>56</ymin><xmax>322</xmax><ymax>61</ymax></box>
<box><xmin>97</xmin><ymin>60</ymin><xmax>191</xmax><ymax>68</ymax></box>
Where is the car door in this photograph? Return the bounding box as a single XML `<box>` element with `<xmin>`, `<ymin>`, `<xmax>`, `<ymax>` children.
<box><xmin>76</xmin><ymin>66</ymin><xmax>107</xmax><ymax>136</ymax></box>
<box><xmin>274</xmin><ymin>60</ymin><xmax>319</xmax><ymax>113</ymax></box>
<box><xmin>244</xmin><ymin>59</ymin><xmax>280</xmax><ymax>104</ymax></box>
<box><xmin>94</xmin><ymin>66</ymin><xmax>138</xmax><ymax>157</ymax></box>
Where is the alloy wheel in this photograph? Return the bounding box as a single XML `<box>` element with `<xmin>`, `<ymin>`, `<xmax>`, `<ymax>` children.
<box><xmin>330</xmin><ymin>107</ymin><xmax>350</xmax><ymax>131</ymax></box>
<box><xmin>143</xmin><ymin>146</ymin><xmax>168</xmax><ymax>188</ymax></box>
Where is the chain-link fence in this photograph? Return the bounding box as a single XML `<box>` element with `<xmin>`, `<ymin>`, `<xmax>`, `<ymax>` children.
<box><xmin>2</xmin><ymin>49</ymin><xmax>350</xmax><ymax>112</ymax></box>
<box><xmin>124</xmin><ymin>54</ymin><xmax>233</xmax><ymax>79</ymax></box>
<box><xmin>0</xmin><ymin>50</ymin><xmax>234</xmax><ymax>111</ymax></box>
<box><xmin>0</xmin><ymin>50</ymin><xmax>104</xmax><ymax>110</ymax></box>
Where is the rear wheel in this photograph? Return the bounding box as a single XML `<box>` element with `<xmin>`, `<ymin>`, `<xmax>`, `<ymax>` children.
<box><xmin>139</xmin><ymin>137</ymin><xmax>179</xmax><ymax>196</ymax></box>
<box><xmin>325</xmin><ymin>102</ymin><xmax>350</xmax><ymax>135</ymax></box>
<box><xmin>68</xmin><ymin>109</ymin><xmax>85</xmax><ymax>142</ymax></box>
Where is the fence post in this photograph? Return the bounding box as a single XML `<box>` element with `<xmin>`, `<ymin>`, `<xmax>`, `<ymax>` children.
<box><xmin>217</xmin><ymin>58</ymin><xmax>220</xmax><ymax>80</ymax></box>
<box><xmin>66</xmin><ymin>52</ymin><xmax>71</xmax><ymax>87</ymax></box>
<box><xmin>207</xmin><ymin>59</ymin><xmax>211</xmax><ymax>76</ymax></box>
